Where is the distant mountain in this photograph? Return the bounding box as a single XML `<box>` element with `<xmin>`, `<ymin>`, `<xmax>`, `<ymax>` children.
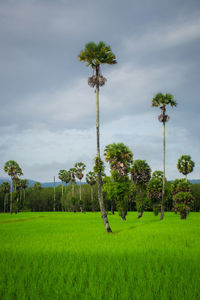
<box><xmin>189</xmin><ymin>179</ymin><xmax>200</xmax><ymax>184</ymax></box>
<box><xmin>0</xmin><ymin>177</ymin><xmax>199</xmax><ymax>187</ymax></box>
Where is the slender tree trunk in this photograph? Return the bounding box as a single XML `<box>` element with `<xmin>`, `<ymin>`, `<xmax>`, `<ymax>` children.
<box><xmin>160</xmin><ymin>121</ymin><xmax>166</xmax><ymax>220</ymax></box>
<box><xmin>95</xmin><ymin>71</ymin><xmax>112</xmax><ymax>233</ymax></box>
<box><xmin>10</xmin><ymin>177</ymin><xmax>13</xmax><ymax>214</ymax></box>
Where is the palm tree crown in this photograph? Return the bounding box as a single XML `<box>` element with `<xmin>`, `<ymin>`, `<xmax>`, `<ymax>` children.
<box><xmin>152</xmin><ymin>93</ymin><xmax>177</xmax><ymax>108</ymax></box>
<box><xmin>78</xmin><ymin>41</ymin><xmax>117</xmax><ymax>68</ymax></box>
<box><xmin>177</xmin><ymin>155</ymin><xmax>195</xmax><ymax>178</ymax></box>
<box><xmin>104</xmin><ymin>143</ymin><xmax>133</xmax><ymax>176</ymax></box>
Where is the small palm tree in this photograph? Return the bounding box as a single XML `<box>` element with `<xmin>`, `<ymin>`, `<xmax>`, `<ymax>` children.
<box><xmin>4</xmin><ymin>160</ymin><xmax>23</xmax><ymax>214</ymax></box>
<box><xmin>78</xmin><ymin>41</ymin><xmax>117</xmax><ymax>232</ymax></box>
<box><xmin>86</xmin><ymin>171</ymin><xmax>97</xmax><ymax>211</ymax></box>
<box><xmin>152</xmin><ymin>92</ymin><xmax>177</xmax><ymax>220</ymax></box>
<box><xmin>0</xmin><ymin>182</ymin><xmax>10</xmax><ymax>213</ymax></box>
<box><xmin>131</xmin><ymin>160</ymin><xmax>151</xmax><ymax>218</ymax></box>
<box><xmin>177</xmin><ymin>155</ymin><xmax>195</xmax><ymax>179</ymax></box>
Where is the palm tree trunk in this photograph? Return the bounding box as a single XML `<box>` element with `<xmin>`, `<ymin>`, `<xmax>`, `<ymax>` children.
<box><xmin>95</xmin><ymin>70</ymin><xmax>112</xmax><ymax>233</ymax></box>
<box><xmin>10</xmin><ymin>177</ymin><xmax>13</xmax><ymax>214</ymax></box>
<box><xmin>160</xmin><ymin>122</ymin><xmax>166</xmax><ymax>220</ymax></box>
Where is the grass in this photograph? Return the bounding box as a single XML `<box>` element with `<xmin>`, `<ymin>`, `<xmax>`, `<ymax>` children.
<box><xmin>0</xmin><ymin>212</ymin><xmax>200</xmax><ymax>300</ymax></box>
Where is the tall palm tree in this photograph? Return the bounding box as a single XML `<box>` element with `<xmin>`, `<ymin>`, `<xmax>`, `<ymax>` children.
<box><xmin>152</xmin><ymin>92</ymin><xmax>177</xmax><ymax>220</ymax></box>
<box><xmin>0</xmin><ymin>182</ymin><xmax>10</xmax><ymax>213</ymax></box>
<box><xmin>4</xmin><ymin>160</ymin><xmax>23</xmax><ymax>214</ymax></box>
<box><xmin>86</xmin><ymin>171</ymin><xmax>97</xmax><ymax>211</ymax></box>
<box><xmin>130</xmin><ymin>160</ymin><xmax>151</xmax><ymax>218</ymax></box>
<box><xmin>78</xmin><ymin>41</ymin><xmax>117</xmax><ymax>232</ymax></box>
<box><xmin>74</xmin><ymin>162</ymin><xmax>86</xmax><ymax>205</ymax></box>
<box><xmin>177</xmin><ymin>155</ymin><xmax>195</xmax><ymax>179</ymax></box>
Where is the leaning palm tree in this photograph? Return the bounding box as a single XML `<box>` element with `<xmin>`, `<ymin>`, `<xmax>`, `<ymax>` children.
<box><xmin>4</xmin><ymin>160</ymin><xmax>23</xmax><ymax>214</ymax></box>
<box><xmin>78</xmin><ymin>41</ymin><xmax>117</xmax><ymax>232</ymax></box>
<box><xmin>152</xmin><ymin>92</ymin><xmax>177</xmax><ymax>220</ymax></box>
<box><xmin>177</xmin><ymin>155</ymin><xmax>195</xmax><ymax>179</ymax></box>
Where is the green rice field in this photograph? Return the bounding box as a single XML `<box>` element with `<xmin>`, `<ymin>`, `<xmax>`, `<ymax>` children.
<box><xmin>0</xmin><ymin>212</ymin><xmax>200</xmax><ymax>300</ymax></box>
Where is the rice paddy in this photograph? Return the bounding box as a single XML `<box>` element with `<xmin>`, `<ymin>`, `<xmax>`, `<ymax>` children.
<box><xmin>0</xmin><ymin>212</ymin><xmax>199</xmax><ymax>300</ymax></box>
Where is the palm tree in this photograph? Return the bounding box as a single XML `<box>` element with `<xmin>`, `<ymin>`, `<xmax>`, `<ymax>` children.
<box><xmin>86</xmin><ymin>171</ymin><xmax>97</xmax><ymax>211</ymax></box>
<box><xmin>177</xmin><ymin>155</ymin><xmax>195</xmax><ymax>179</ymax></box>
<box><xmin>131</xmin><ymin>160</ymin><xmax>151</xmax><ymax>218</ymax></box>
<box><xmin>0</xmin><ymin>182</ymin><xmax>10</xmax><ymax>212</ymax></box>
<box><xmin>4</xmin><ymin>160</ymin><xmax>23</xmax><ymax>214</ymax></box>
<box><xmin>74</xmin><ymin>162</ymin><xmax>86</xmax><ymax>209</ymax></box>
<box><xmin>104</xmin><ymin>143</ymin><xmax>133</xmax><ymax>220</ymax></box>
<box><xmin>78</xmin><ymin>41</ymin><xmax>117</xmax><ymax>232</ymax></box>
<box><xmin>104</xmin><ymin>143</ymin><xmax>133</xmax><ymax>176</ymax></box>
<box><xmin>152</xmin><ymin>92</ymin><xmax>177</xmax><ymax>220</ymax></box>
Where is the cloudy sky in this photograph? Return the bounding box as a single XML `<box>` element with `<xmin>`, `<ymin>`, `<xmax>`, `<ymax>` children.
<box><xmin>0</xmin><ymin>0</ymin><xmax>200</xmax><ymax>182</ymax></box>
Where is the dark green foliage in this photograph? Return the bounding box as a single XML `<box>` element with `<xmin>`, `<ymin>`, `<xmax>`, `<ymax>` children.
<box><xmin>173</xmin><ymin>192</ymin><xmax>194</xmax><ymax>219</ymax></box>
<box><xmin>177</xmin><ymin>155</ymin><xmax>195</xmax><ymax>177</ymax></box>
<box><xmin>172</xmin><ymin>179</ymin><xmax>194</xmax><ymax>219</ymax></box>
<box><xmin>131</xmin><ymin>160</ymin><xmax>151</xmax><ymax>217</ymax></box>
<box><xmin>131</xmin><ymin>160</ymin><xmax>151</xmax><ymax>185</ymax></box>
<box><xmin>191</xmin><ymin>184</ymin><xmax>200</xmax><ymax>211</ymax></box>
<box><xmin>147</xmin><ymin>177</ymin><xmax>162</xmax><ymax>215</ymax></box>
<box><xmin>171</xmin><ymin>179</ymin><xmax>192</xmax><ymax>195</ymax></box>
<box><xmin>103</xmin><ymin>175</ymin><xmax>131</xmax><ymax>220</ymax></box>
<box><xmin>152</xmin><ymin>170</ymin><xmax>164</xmax><ymax>180</ymax></box>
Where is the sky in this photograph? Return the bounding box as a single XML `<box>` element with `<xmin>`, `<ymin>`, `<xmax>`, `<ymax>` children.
<box><xmin>0</xmin><ymin>0</ymin><xmax>200</xmax><ymax>182</ymax></box>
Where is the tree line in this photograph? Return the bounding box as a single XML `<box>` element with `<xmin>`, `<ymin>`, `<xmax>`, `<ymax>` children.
<box><xmin>0</xmin><ymin>152</ymin><xmax>199</xmax><ymax>218</ymax></box>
